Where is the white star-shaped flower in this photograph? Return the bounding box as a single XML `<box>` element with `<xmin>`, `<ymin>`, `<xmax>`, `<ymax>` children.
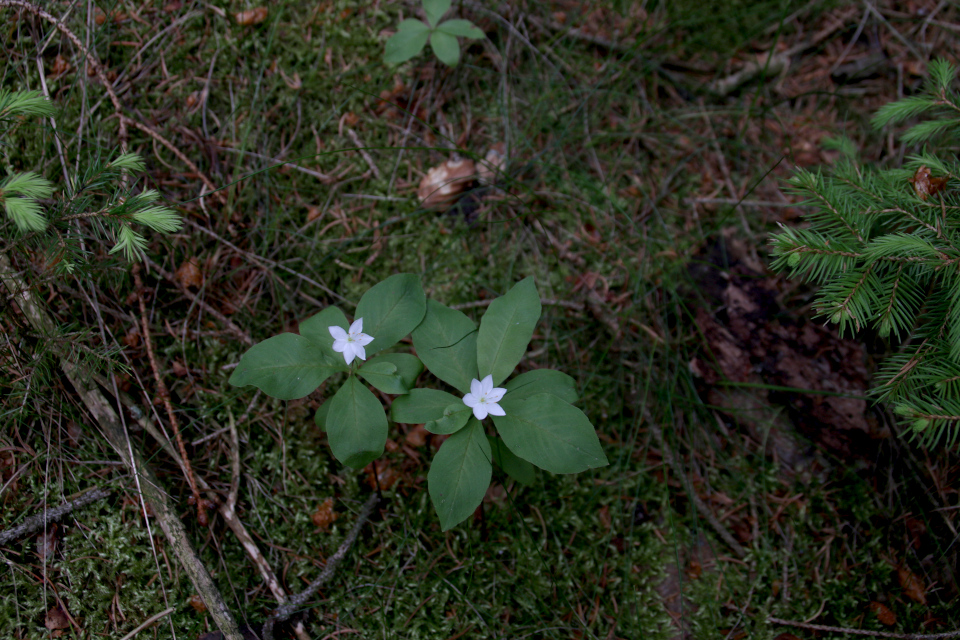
<box><xmin>462</xmin><ymin>375</ymin><xmax>507</xmax><ymax>420</ymax></box>
<box><xmin>328</xmin><ymin>318</ymin><xmax>374</xmax><ymax>365</ymax></box>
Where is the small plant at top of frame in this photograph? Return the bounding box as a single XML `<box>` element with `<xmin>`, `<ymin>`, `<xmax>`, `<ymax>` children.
<box><xmin>770</xmin><ymin>59</ymin><xmax>960</xmax><ymax>447</ymax></box>
<box><xmin>383</xmin><ymin>0</ymin><xmax>485</xmax><ymax>68</ymax></box>
<box><xmin>0</xmin><ymin>89</ymin><xmax>182</xmax><ymax>271</ymax></box>
<box><xmin>229</xmin><ymin>276</ymin><xmax>609</xmax><ymax>530</ymax></box>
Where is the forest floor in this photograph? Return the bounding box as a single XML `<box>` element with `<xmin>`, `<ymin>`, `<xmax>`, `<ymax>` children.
<box><xmin>2</xmin><ymin>0</ymin><xmax>960</xmax><ymax>638</ymax></box>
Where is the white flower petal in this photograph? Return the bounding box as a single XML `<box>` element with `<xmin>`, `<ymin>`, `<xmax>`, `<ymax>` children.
<box><xmin>354</xmin><ymin>344</ymin><xmax>367</xmax><ymax>362</ymax></box>
<box><xmin>470</xmin><ymin>378</ymin><xmax>483</xmax><ymax>396</ymax></box>
<box><xmin>332</xmin><ymin>339</ymin><xmax>347</xmax><ymax>353</ymax></box>
<box><xmin>472</xmin><ymin>404</ymin><xmax>489</xmax><ymax>420</ymax></box>
<box><xmin>463</xmin><ymin>393</ymin><xmax>479</xmax><ymax>408</ymax></box>
<box><xmin>341</xmin><ymin>345</ymin><xmax>357</xmax><ymax>365</ymax></box>
<box><xmin>349</xmin><ymin>318</ymin><xmax>364</xmax><ymax>334</ymax></box>
<box><xmin>356</xmin><ymin>333</ymin><xmax>374</xmax><ymax>347</ymax></box>
<box><xmin>329</xmin><ymin>325</ymin><xmax>348</xmax><ymax>341</ymax></box>
<box><xmin>485</xmin><ymin>402</ymin><xmax>505</xmax><ymax>417</ymax></box>
<box><xmin>480</xmin><ymin>374</ymin><xmax>494</xmax><ymax>394</ymax></box>
<box><xmin>486</xmin><ymin>387</ymin><xmax>507</xmax><ymax>403</ymax></box>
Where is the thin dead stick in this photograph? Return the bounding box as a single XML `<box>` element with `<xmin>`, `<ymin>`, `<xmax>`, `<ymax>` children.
<box><xmin>768</xmin><ymin>617</ymin><xmax>960</xmax><ymax>639</ymax></box>
<box><xmin>262</xmin><ymin>492</ymin><xmax>381</xmax><ymax>640</ymax></box>
<box><xmin>142</xmin><ymin>255</ymin><xmax>253</xmax><ymax>346</ymax></box>
<box><xmin>346</xmin><ymin>128</ymin><xmax>382</xmax><ymax>180</ymax></box>
<box><xmin>0</xmin><ymin>254</ymin><xmax>242</xmax><ymax>640</ymax></box>
<box><xmin>133</xmin><ymin>265</ymin><xmax>204</xmax><ymax>523</ymax></box>
<box><xmin>0</xmin><ymin>488</ymin><xmax>110</xmax><ymax>545</ymax></box>
<box><xmin>117</xmin><ymin>607</ymin><xmax>176</xmax><ymax>640</ymax></box>
<box><xmin>644</xmin><ymin>410</ymin><xmax>748</xmax><ymax>559</ymax></box>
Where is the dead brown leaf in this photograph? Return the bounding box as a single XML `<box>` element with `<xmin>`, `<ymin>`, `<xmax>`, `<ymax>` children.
<box><xmin>405</xmin><ymin>424</ymin><xmax>429</xmax><ymax>447</ymax></box>
<box><xmin>175</xmin><ymin>257</ymin><xmax>204</xmax><ymax>289</ymax></box>
<box><xmin>45</xmin><ymin>605</ymin><xmax>70</xmax><ymax>632</ymax></box>
<box><xmin>311</xmin><ymin>497</ymin><xmax>338</xmax><ymax>531</ymax></box>
<box><xmin>50</xmin><ymin>55</ymin><xmax>70</xmax><ymax>78</ymax></box>
<box><xmin>909</xmin><ymin>165</ymin><xmax>948</xmax><ymax>200</ymax></box>
<box><xmin>898</xmin><ymin>565</ymin><xmax>928</xmax><ymax>605</ymax></box>
<box><xmin>235</xmin><ymin>7</ymin><xmax>268</xmax><ymax>25</ymax></box>
<box><xmin>869</xmin><ymin>601</ymin><xmax>896</xmax><ymax>626</ymax></box>
<box><xmin>188</xmin><ymin>594</ymin><xmax>207</xmax><ymax>613</ymax></box>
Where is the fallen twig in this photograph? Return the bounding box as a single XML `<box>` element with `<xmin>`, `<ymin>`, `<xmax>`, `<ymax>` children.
<box><xmin>262</xmin><ymin>492</ymin><xmax>381</xmax><ymax>640</ymax></box>
<box><xmin>0</xmin><ymin>488</ymin><xmax>111</xmax><ymax>546</ymax></box>
<box><xmin>645</xmin><ymin>410</ymin><xmax>748</xmax><ymax>559</ymax></box>
<box><xmin>768</xmin><ymin>616</ymin><xmax>960</xmax><ymax>639</ymax></box>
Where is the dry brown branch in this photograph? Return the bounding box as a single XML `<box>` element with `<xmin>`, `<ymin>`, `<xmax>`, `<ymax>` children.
<box><xmin>644</xmin><ymin>410</ymin><xmax>748</xmax><ymax>559</ymax></box>
<box><xmin>768</xmin><ymin>616</ymin><xmax>960</xmax><ymax>639</ymax></box>
<box><xmin>0</xmin><ymin>487</ymin><xmax>110</xmax><ymax>545</ymax></box>
<box><xmin>0</xmin><ymin>254</ymin><xmax>242</xmax><ymax>640</ymax></box>
<box><xmin>262</xmin><ymin>492</ymin><xmax>381</xmax><ymax>640</ymax></box>
<box><xmin>133</xmin><ymin>265</ymin><xmax>204</xmax><ymax>522</ymax></box>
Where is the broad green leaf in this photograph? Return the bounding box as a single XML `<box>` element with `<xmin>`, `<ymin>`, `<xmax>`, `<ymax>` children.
<box><xmin>229</xmin><ymin>333</ymin><xmax>346</xmax><ymax>400</ymax></box>
<box><xmin>299</xmin><ymin>306</ymin><xmax>349</xmax><ymax>357</ymax></box>
<box><xmin>326</xmin><ymin>377</ymin><xmax>388</xmax><ymax>468</ymax></box>
<box><xmin>428</xmin><ymin>419</ymin><xmax>491</xmax><ymax>530</ymax></box>
<box><xmin>436</xmin><ymin>19</ymin><xmax>484</xmax><ymax>39</ymax></box>
<box><xmin>355</xmin><ymin>274</ymin><xmax>426</xmax><ymax>356</ymax></box>
<box><xmin>384</xmin><ymin>19</ymin><xmax>430</xmax><ymax>64</ymax></box>
<box><xmin>392</xmin><ymin>388</ymin><xmax>461</xmax><ymax>423</ymax></box>
<box><xmin>429</xmin><ymin>30</ymin><xmax>460</xmax><ymax>67</ymax></box>
<box><xmin>412</xmin><ymin>299</ymin><xmax>478</xmax><ymax>394</ymax></box>
<box><xmin>314</xmin><ymin>400</ymin><xmax>331</xmax><ymax>431</ymax></box>
<box><xmin>425</xmin><ymin>403</ymin><xmax>472</xmax><ymax>435</ymax></box>
<box><xmin>422</xmin><ymin>0</ymin><xmax>451</xmax><ymax>28</ymax></box>
<box><xmin>358</xmin><ymin>353</ymin><xmax>423</xmax><ymax>395</ymax></box>
<box><xmin>488</xmin><ymin>436</ymin><xmax>536</xmax><ymax>486</ymax></box>
<box><xmin>505</xmin><ymin>369</ymin><xmax>578</xmax><ymax>404</ymax></box>
<box><xmin>477</xmin><ymin>278</ymin><xmax>541</xmax><ymax>386</ymax></box>
<box><xmin>494</xmin><ymin>393</ymin><xmax>607</xmax><ymax>474</ymax></box>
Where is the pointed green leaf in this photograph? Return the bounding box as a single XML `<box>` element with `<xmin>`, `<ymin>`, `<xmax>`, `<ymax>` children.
<box><xmin>488</xmin><ymin>436</ymin><xmax>536</xmax><ymax>486</ymax></box>
<box><xmin>422</xmin><ymin>0</ymin><xmax>451</xmax><ymax>28</ymax></box>
<box><xmin>358</xmin><ymin>353</ymin><xmax>423</xmax><ymax>395</ymax></box>
<box><xmin>477</xmin><ymin>278</ymin><xmax>541</xmax><ymax>386</ymax></box>
<box><xmin>326</xmin><ymin>377</ymin><xmax>388</xmax><ymax>468</ymax></box>
<box><xmin>428</xmin><ymin>419</ymin><xmax>491</xmax><ymax>531</ymax></box>
<box><xmin>355</xmin><ymin>273</ymin><xmax>426</xmax><ymax>356</ymax></box>
<box><xmin>229</xmin><ymin>333</ymin><xmax>346</xmax><ymax>400</ymax></box>
<box><xmin>429</xmin><ymin>30</ymin><xmax>460</xmax><ymax>67</ymax></box>
<box><xmin>425</xmin><ymin>403</ymin><xmax>471</xmax><ymax>435</ymax></box>
<box><xmin>436</xmin><ymin>19</ymin><xmax>484</xmax><ymax>39</ymax></box>
<box><xmin>384</xmin><ymin>19</ymin><xmax>430</xmax><ymax>64</ymax></box>
<box><xmin>412</xmin><ymin>299</ymin><xmax>478</xmax><ymax>394</ymax></box>
<box><xmin>504</xmin><ymin>369</ymin><xmax>578</xmax><ymax>404</ymax></box>
<box><xmin>494</xmin><ymin>393</ymin><xmax>607</xmax><ymax>474</ymax></box>
<box><xmin>299</xmin><ymin>306</ymin><xmax>350</xmax><ymax>357</ymax></box>
<box><xmin>392</xmin><ymin>388</ymin><xmax>462</xmax><ymax>423</ymax></box>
